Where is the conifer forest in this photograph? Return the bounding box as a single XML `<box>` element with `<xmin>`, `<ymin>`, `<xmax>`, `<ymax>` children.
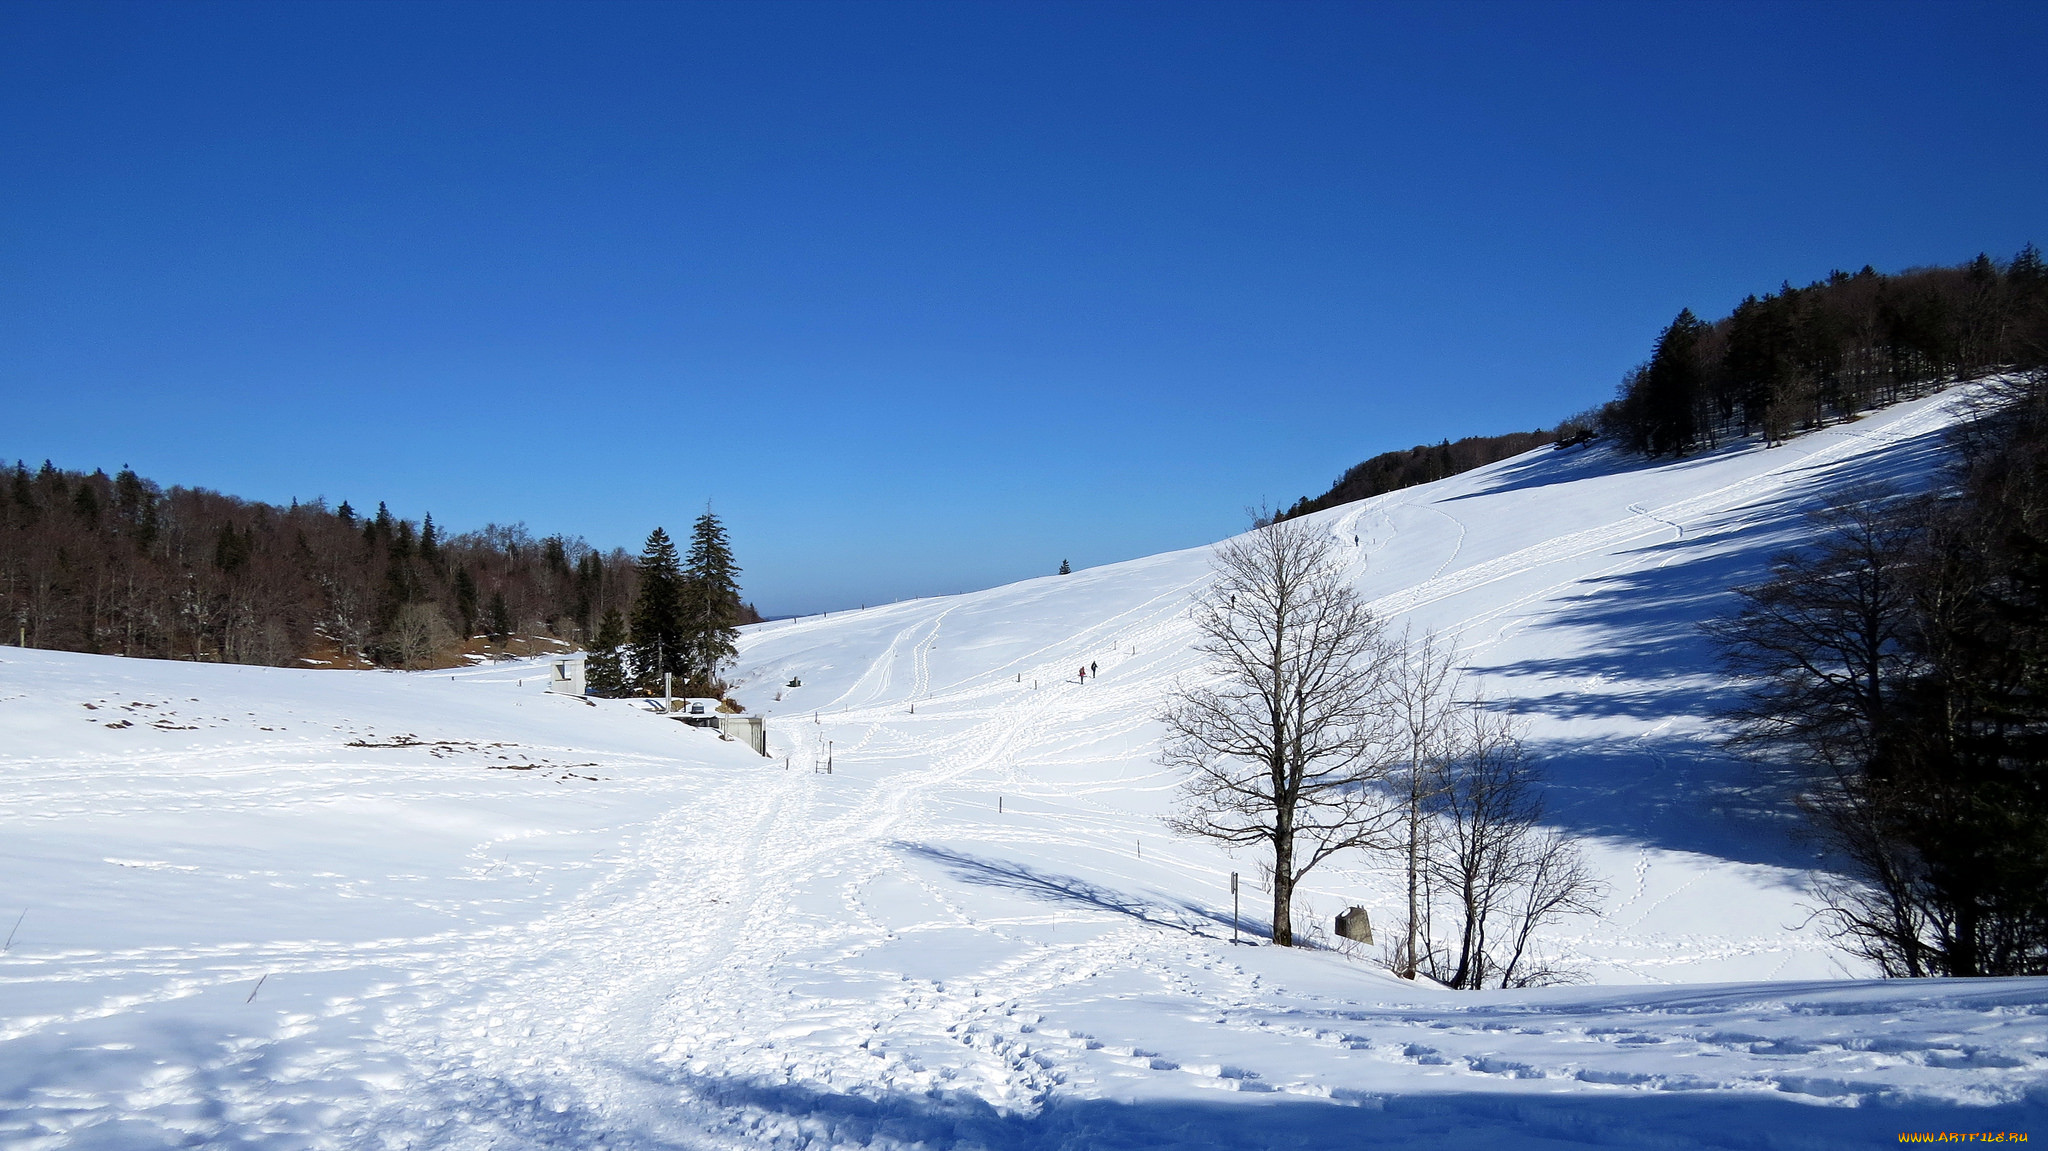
<box><xmin>0</xmin><ymin>470</ymin><xmax>756</xmax><ymax>676</ymax></box>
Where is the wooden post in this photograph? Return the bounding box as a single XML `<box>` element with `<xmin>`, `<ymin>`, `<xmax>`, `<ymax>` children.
<box><xmin>1231</xmin><ymin>872</ymin><xmax>1239</xmax><ymax>944</ymax></box>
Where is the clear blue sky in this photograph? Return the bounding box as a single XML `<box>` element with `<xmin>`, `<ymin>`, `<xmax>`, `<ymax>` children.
<box><xmin>4</xmin><ymin>1</ymin><xmax>2042</xmax><ymax>615</ymax></box>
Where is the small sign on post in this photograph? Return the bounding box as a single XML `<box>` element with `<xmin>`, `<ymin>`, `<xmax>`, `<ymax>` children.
<box><xmin>1231</xmin><ymin>872</ymin><xmax>1239</xmax><ymax>945</ymax></box>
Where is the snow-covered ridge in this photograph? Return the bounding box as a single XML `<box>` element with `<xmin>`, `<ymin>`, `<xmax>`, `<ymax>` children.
<box><xmin>3</xmin><ymin>388</ymin><xmax>2043</xmax><ymax>1148</ymax></box>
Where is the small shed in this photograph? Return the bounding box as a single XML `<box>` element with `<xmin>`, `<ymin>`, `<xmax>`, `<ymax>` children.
<box><xmin>547</xmin><ymin>657</ymin><xmax>586</xmax><ymax>696</ymax></box>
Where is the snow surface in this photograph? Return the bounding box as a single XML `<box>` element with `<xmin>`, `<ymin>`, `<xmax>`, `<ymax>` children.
<box><xmin>3</xmin><ymin>388</ymin><xmax>2044</xmax><ymax>1148</ymax></box>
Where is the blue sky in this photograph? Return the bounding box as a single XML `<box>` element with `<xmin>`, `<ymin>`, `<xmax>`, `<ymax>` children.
<box><xmin>4</xmin><ymin>1</ymin><xmax>2043</xmax><ymax>614</ymax></box>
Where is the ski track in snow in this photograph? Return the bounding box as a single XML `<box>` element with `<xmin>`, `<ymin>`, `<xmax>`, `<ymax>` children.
<box><xmin>4</xmin><ymin>389</ymin><xmax>2045</xmax><ymax>1149</ymax></box>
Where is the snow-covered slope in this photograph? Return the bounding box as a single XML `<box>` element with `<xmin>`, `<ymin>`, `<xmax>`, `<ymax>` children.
<box><xmin>4</xmin><ymin>388</ymin><xmax>2044</xmax><ymax>1149</ymax></box>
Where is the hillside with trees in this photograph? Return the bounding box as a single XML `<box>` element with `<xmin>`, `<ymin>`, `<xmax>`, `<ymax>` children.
<box><xmin>1583</xmin><ymin>246</ymin><xmax>2048</xmax><ymax>976</ymax></box>
<box><xmin>1272</xmin><ymin>430</ymin><xmax>1559</xmax><ymax>523</ymax></box>
<box><xmin>1601</xmin><ymin>246</ymin><xmax>2048</xmax><ymax>455</ymax></box>
<box><xmin>0</xmin><ymin>465</ymin><xmax>758</xmax><ymax>672</ymax></box>
<box><xmin>1276</xmin><ymin>247</ymin><xmax>2047</xmax><ymax>526</ymax></box>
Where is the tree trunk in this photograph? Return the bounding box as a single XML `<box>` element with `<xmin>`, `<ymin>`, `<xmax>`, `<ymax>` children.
<box><xmin>1451</xmin><ymin>872</ymin><xmax>1480</xmax><ymax>989</ymax></box>
<box><xmin>1404</xmin><ymin>773</ymin><xmax>1420</xmax><ymax>977</ymax></box>
<box><xmin>1272</xmin><ymin>821</ymin><xmax>1295</xmax><ymax>947</ymax></box>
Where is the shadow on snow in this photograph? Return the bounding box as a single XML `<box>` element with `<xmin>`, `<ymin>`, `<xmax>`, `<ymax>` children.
<box><xmin>1460</xmin><ymin>422</ymin><xmax>1956</xmax><ymax>871</ymax></box>
<box><xmin>371</xmin><ymin>1060</ymin><xmax>2048</xmax><ymax>1151</ymax></box>
<box><xmin>894</xmin><ymin>842</ymin><xmax>1275</xmax><ymax>945</ymax></box>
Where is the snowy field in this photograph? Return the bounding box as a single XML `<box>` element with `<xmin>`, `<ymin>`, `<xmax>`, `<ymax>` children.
<box><xmin>4</xmin><ymin>388</ymin><xmax>2045</xmax><ymax>1148</ymax></box>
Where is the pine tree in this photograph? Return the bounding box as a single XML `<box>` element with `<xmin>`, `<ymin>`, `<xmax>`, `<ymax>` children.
<box><xmin>630</xmin><ymin>527</ymin><xmax>686</xmax><ymax>694</ymax></box>
<box><xmin>72</xmin><ymin>481</ymin><xmax>100</xmax><ymax>529</ymax></box>
<box><xmin>1059</xmin><ymin>559</ymin><xmax>1071</xmax><ymax>575</ymax></box>
<box><xmin>113</xmin><ymin>467</ymin><xmax>158</xmax><ymax>549</ymax></box>
<box><xmin>1645</xmin><ymin>309</ymin><xmax>1708</xmax><ymax>455</ymax></box>
<box><xmin>681</xmin><ymin>510</ymin><xmax>742</xmax><ymax>691</ymax></box>
<box><xmin>486</xmin><ymin>589</ymin><xmax>512</xmax><ymax>642</ymax></box>
<box><xmin>573</xmin><ymin>552</ymin><xmax>603</xmax><ymax>635</ymax></box>
<box><xmin>214</xmin><ymin>523</ymin><xmax>250</xmax><ymax>574</ymax></box>
<box><xmin>2009</xmin><ymin>243</ymin><xmax>2048</xmax><ymax>366</ymax></box>
<box><xmin>585</xmin><ymin>607</ymin><xmax>628</xmax><ymax>697</ymax></box>
<box><xmin>454</xmin><ymin>567</ymin><xmax>480</xmax><ymax>638</ymax></box>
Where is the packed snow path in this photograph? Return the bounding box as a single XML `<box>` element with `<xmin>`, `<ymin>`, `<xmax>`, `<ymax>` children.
<box><xmin>4</xmin><ymin>390</ymin><xmax>2044</xmax><ymax>1148</ymax></box>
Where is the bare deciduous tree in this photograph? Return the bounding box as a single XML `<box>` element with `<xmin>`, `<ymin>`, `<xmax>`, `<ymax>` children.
<box><xmin>1386</xmin><ymin>625</ymin><xmax>1463</xmax><ymax>978</ymax></box>
<box><xmin>385</xmin><ymin>602</ymin><xmax>455</xmax><ymax>669</ymax></box>
<box><xmin>1417</xmin><ymin>702</ymin><xmax>1604</xmax><ymax>989</ymax></box>
<box><xmin>1161</xmin><ymin>518</ymin><xmax>1398</xmax><ymax>947</ymax></box>
<box><xmin>1709</xmin><ymin>454</ymin><xmax>2048</xmax><ymax>978</ymax></box>
<box><xmin>1703</xmin><ymin>485</ymin><xmax>1935</xmax><ymax>975</ymax></box>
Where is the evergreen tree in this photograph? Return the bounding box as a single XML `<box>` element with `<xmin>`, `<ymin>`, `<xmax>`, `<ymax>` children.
<box><xmin>681</xmin><ymin>510</ymin><xmax>742</xmax><ymax>690</ymax></box>
<box><xmin>113</xmin><ymin>467</ymin><xmax>158</xmax><ymax>548</ymax></box>
<box><xmin>376</xmin><ymin>521</ymin><xmax>424</xmax><ymax>639</ymax></box>
<box><xmin>585</xmin><ymin>607</ymin><xmax>628</xmax><ymax>697</ymax></box>
<box><xmin>486</xmin><ymin>589</ymin><xmax>512</xmax><ymax>642</ymax></box>
<box><xmin>2009</xmin><ymin>243</ymin><xmax>2048</xmax><ymax>365</ymax></box>
<box><xmin>1059</xmin><ymin>559</ymin><xmax>1071</xmax><ymax>575</ymax></box>
<box><xmin>453</xmin><ymin>567</ymin><xmax>480</xmax><ymax>637</ymax></box>
<box><xmin>214</xmin><ymin>523</ymin><xmax>251</xmax><ymax>574</ymax></box>
<box><xmin>573</xmin><ymin>552</ymin><xmax>603</xmax><ymax>634</ymax></box>
<box><xmin>1644</xmin><ymin>309</ymin><xmax>1708</xmax><ymax>455</ymax></box>
<box><xmin>629</xmin><ymin>527</ymin><xmax>686</xmax><ymax>693</ymax></box>
<box><xmin>72</xmin><ymin>482</ymin><xmax>100</xmax><ymax>529</ymax></box>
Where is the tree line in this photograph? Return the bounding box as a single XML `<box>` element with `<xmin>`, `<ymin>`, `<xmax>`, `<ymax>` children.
<box><xmin>1709</xmin><ymin>369</ymin><xmax>2048</xmax><ymax>977</ymax></box>
<box><xmin>0</xmin><ymin>460</ymin><xmax>758</xmax><ymax>670</ymax></box>
<box><xmin>1601</xmin><ymin>246</ymin><xmax>2048</xmax><ymax>456</ymax></box>
<box><xmin>1274</xmin><ymin>247</ymin><xmax>2047</xmax><ymax>527</ymax></box>
<box><xmin>1270</xmin><ymin>430</ymin><xmax>1558</xmax><ymax>524</ymax></box>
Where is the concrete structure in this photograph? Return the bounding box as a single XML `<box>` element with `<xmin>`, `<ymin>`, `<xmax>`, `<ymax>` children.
<box><xmin>671</xmin><ymin>698</ymin><xmax>769</xmax><ymax>756</ymax></box>
<box><xmin>716</xmin><ymin>714</ymin><xmax>768</xmax><ymax>756</ymax></box>
<box><xmin>547</xmin><ymin>657</ymin><xmax>586</xmax><ymax>696</ymax></box>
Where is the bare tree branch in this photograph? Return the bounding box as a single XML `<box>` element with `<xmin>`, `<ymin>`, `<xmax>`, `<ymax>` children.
<box><xmin>1159</xmin><ymin>518</ymin><xmax>1398</xmax><ymax>946</ymax></box>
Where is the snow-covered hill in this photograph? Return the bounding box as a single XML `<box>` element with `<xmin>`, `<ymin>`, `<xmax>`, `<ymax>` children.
<box><xmin>4</xmin><ymin>388</ymin><xmax>2043</xmax><ymax>1149</ymax></box>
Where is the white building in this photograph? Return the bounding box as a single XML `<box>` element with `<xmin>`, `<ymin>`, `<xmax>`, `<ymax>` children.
<box><xmin>546</xmin><ymin>657</ymin><xmax>586</xmax><ymax>696</ymax></box>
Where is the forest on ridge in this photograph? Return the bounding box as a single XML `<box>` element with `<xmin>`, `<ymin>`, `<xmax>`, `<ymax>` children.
<box><xmin>0</xmin><ymin>471</ymin><xmax>758</xmax><ymax>671</ymax></box>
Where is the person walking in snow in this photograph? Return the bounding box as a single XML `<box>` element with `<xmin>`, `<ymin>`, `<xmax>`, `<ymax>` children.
<box><xmin>1078</xmin><ymin>665</ymin><xmax>1087</xmax><ymax>683</ymax></box>
<box><xmin>1090</xmin><ymin>660</ymin><xmax>1098</xmax><ymax>678</ymax></box>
